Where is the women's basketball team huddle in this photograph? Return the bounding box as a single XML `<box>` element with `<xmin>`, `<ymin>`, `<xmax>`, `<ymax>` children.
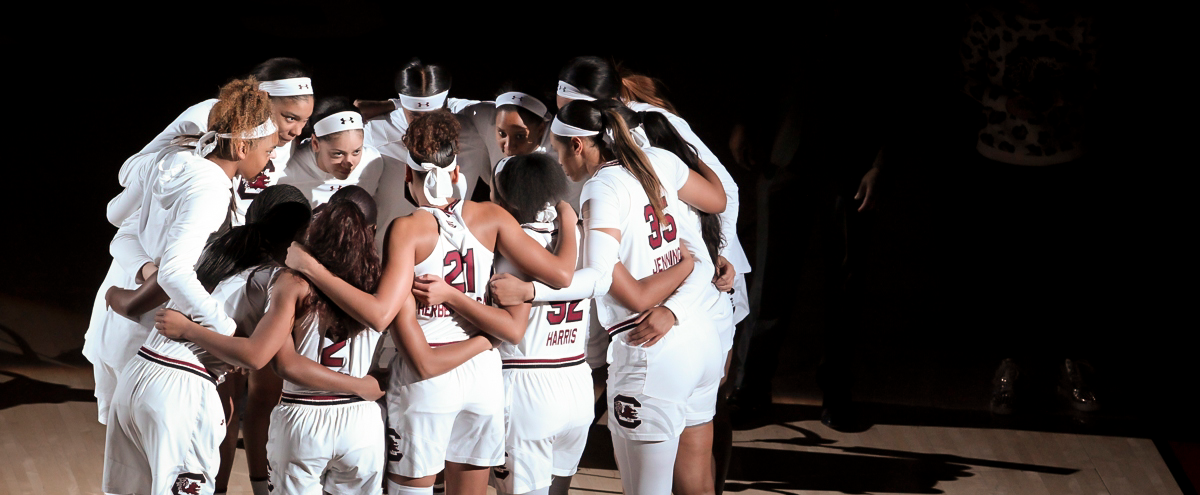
<box><xmin>89</xmin><ymin>55</ymin><xmax>751</xmax><ymax>495</ymax></box>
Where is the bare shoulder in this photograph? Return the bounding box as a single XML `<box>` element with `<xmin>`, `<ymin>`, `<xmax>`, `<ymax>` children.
<box><xmin>386</xmin><ymin>210</ymin><xmax>439</xmax><ymax>243</ymax></box>
<box><xmin>273</xmin><ymin>269</ymin><xmax>311</xmax><ymax>299</ymax></box>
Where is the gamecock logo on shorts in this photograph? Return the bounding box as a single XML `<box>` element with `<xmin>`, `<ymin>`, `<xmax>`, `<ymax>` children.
<box><xmin>172</xmin><ymin>472</ymin><xmax>206</xmax><ymax>495</ymax></box>
<box><xmin>493</xmin><ymin>453</ymin><xmax>511</xmax><ymax>480</ymax></box>
<box><xmin>613</xmin><ymin>395</ymin><xmax>643</xmax><ymax>429</ymax></box>
<box><xmin>387</xmin><ymin>427</ymin><xmax>404</xmax><ymax>462</ymax></box>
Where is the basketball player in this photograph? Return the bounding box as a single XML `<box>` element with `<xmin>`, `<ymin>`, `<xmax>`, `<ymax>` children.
<box><xmin>280</xmin><ymin>97</ymin><xmax>387</xmax><ymax>207</ymax></box>
<box><xmin>284</xmin><ymin>110</ymin><xmax>583</xmax><ymax>495</ymax></box>
<box><xmin>489</xmin><ymin>100</ymin><xmax>724</xmax><ymax>495</ymax></box>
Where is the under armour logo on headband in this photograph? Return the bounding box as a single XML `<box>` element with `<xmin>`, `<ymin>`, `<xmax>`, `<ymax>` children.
<box><xmin>416</xmin><ymin>102</ymin><xmax>431</xmax><ymax>108</ymax></box>
<box><xmin>495</xmin><ymin>92</ymin><xmax>549</xmax><ymax>121</ymax></box>
<box><xmin>259</xmin><ymin>77</ymin><xmax>314</xmax><ymax>97</ymax></box>
<box><xmin>315</xmin><ymin>111</ymin><xmax>364</xmax><ymax>137</ymax></box>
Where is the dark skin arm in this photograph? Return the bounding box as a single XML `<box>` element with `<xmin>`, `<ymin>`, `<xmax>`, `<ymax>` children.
<box><xmin>607</xmin><ymin>248</ymin><xmax>695</xmax><ymax>313</ymax></box>
<box><xmin>413</xmin><ymin>274</ymin><xmax>531</xmax><ymax>344</ymax></box>
<box><xmin>270</xmin><ymin>335</ymin><xmax>384</xmax><ymax>401</ymax></box>
<box><xmin>106</xmin><ymin>271</ymin><xmax>170</xmax><ymax>320</ymax></box>
<box><xmin>155</xmin><ymin>272</ymin><xmax>384</xmax><ymax>399</ymax></box>
<box><xmin>389</xmin><ymin>296</ymin><xmax>495</xmax><ymax>380</ymax></box>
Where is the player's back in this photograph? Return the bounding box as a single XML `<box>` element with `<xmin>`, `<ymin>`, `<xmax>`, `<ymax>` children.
<box><xmin>284</xmin><ymin>308</ymin><xmax>383</xmax><ymax>401</ymax></box>
<box><xmin>412</xmin><ymin>199</ymin><xmax>495</xmax><ymax>344</ymax></box>
<box><xmin>495</xmin><ymin>220</ymin><xmax>589</xmax><ymax>368</ymax></box>
<box><xmin>586</xmin><ymin>164</ymin><xmax>685</xmax><ymax>330</ymax></box>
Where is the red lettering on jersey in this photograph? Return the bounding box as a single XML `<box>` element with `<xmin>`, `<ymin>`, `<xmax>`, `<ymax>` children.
<box><xmin>652</xmin><ymin>247</ymin><xmax>682</xmax><ymax>274</ymax></box>
<box><xmin>644</xmin><ymin>200</ymin><xmax>677</xmax><ymax>250</ymax></box>
<box><xmin>545</xmin><ymin>328</ymin><xmax>580</xmax><ymax>346</ymax></box>
<box><xmin>444</xmin><ymin>249</ymin><xmax>476</xmax><ymax>294</ymax></box>
<box><xmin>546</xmin><ymin>300</ymin><xmax>585</xmax><ymax>325</ymax></box>
<box><xmin>320</xmin><ymin>339</ymin><xmax>348</xmax><ymax>368</ymax></box>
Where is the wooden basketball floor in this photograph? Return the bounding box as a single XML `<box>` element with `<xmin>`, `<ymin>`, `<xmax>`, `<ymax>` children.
<box><xmin>0</xmin><ymin>295</ymin><xmax>1190</xmax><ymax>494</ymax></box>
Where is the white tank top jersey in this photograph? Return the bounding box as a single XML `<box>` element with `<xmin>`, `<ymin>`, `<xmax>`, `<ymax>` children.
<box><xmin>412</xmin><ymin>200</ymin><xmax>495</xmax><ymax>345</ymax></box>
<box><xmin>279</xmin><ymin>139</ymin><xmax>386</xmax><ymax>207</ymax></box>
<box><xmin>494</xmin><ymin>219</ymin><xmax>589</xmax><ymax>369</ymax></box>
<box><xmin>644</xmin><ymin>148</ymin><xmax>734</xmax><ymax>348</ymax></box>
<box><xmin>283</xmin><ymin>310</ymin><xmax>383</xmax><ymax>399</ymax></box>
<box><xmin>139</xmin><ymin>264</ymin><xmax>270</xmax><ymax>385</ymax></box>
<box><xmin>585</xmin><ymin>153</ymin><xmax>689</xmax><ymax>332</ymax></box>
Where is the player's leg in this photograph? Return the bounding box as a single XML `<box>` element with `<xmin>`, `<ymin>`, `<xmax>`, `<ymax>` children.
<box><xmin>214</xmin><ymin>372</ymin><xmax>244</xmax><ymax>493</ymax></box>
<box><xmin>713</xmin><ymin>349</ymin><xmax>735</xmax><ymax>494</ymax></box>
<box><xmin>673</xmin><ymin>422</ymin><xmax>716</xmax><ymax>495</ymax></box>
<box><xmin>611</xmin><ymin>433</ymin><xmax>680</xmax><ymax>495</ymax></box>
<box><xmin>245</xmin><ymin>366</ymin><xmax>283</xmax><ymax>495</ymax></box>
<box><xmin>444</xmin><ymin>461</ymin><xmax>491</xmax><ymax>495</ymax></box>
<box><xmin>547</xmin><ymin>475</ymin><xmax>571</xmax><ymax>495</ymax></box>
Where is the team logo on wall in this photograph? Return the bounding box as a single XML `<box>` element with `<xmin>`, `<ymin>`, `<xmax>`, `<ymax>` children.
<box><xmin>493</xmin><ymin>453</ymin><xmax>511</xmax><ymax>480</ymax></box>
<box><xmin>387</xmin><ymin>428</ymin><xmax>404</xmax><ymax>462</ymax></box>
<box><xmin>171</xmin><ymin>472</ymin><xmax>206</xmax><ymax>495</ymax></box>
<box><xmin>613</xmin><ymin>395</ymin><xmax>643</xmax><ymax>428</ymax></box>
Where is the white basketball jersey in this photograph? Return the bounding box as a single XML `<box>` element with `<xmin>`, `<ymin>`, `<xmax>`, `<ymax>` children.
<box><xmin>413</xmin><ymin>200</ymin><xmax>495</xmax><ymax>344</ymax></box>
<box><xmin>139</xmin><ymin>268</ymin><xmax>248</xmax><ymax>385</ymax></box>
<box><xmin>588</xmin><ymin>163</ymin><xmax>686</xmax><ymax>338</ymax></box>
<box><xmin>494</xmin><ymin>220</ymin><xmax>589</xmax><ymax>369</ymax></box>
<box><xmin>282</xmin><ymin>310</ymin><xmax>383</xmax><ymax>399</ymax></box>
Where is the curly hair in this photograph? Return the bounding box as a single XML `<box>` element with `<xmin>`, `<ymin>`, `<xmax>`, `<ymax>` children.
<box><xmin>297</xmin><ymin>198</ymin><xmax>381</xmax><ymax>342</ymax></box>
<box><xmin>205</xmin><ymin>77</ymin><xmax>275</xmax><ymax>160</ymax></box>
<box><xmin>402</xmin><ymin>108</ymin><xmax>460</xmax><ymax>167</ymax></box>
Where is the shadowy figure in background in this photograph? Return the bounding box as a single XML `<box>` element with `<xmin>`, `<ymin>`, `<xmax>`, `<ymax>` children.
<box><xmin>728</xmin><ymin>6</ymin><xmax>889</xmax><ymax>433</ymax></box>
<box><xmin>959</xmin><ymin>0</ymin><xmax>1100</xmax><ymax>417</ymax></box>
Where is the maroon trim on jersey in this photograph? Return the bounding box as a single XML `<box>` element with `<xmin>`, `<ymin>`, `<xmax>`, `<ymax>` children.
<box><xmin>597</xmin><ymin>159</ymin><xmax>621</xmax><ymax>171</ymax></box>
<box><xmin>502</xmin><ymin>353</ymin><xmax>586</xmax><ymax>370</ymax></box>
<box><xmin>606</xmin><ymin>315</ymin><xmax>642</xmax><ymax>338</ymax></box>
<box><xmin>524</xmin><ymin>226</ymin><xmax>557</xmax><ymax>235</ymax></box>
<box><xmin>137</xmin><ymin>346</ymin><xmax>217</xmax><ymax>386</ymax></box>
<box><xmin>280</xmin><ymin>392</ymin><xmax>364</xmax><ymax>406</ymax></box>
<box><xmin>434</xmin><ymin>198</ymin><xmax>461</xmax><ymax>216</ymax></box>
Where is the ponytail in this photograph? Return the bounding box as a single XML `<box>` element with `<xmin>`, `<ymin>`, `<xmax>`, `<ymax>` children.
<box><xmin>600</xmin><ymin>108</ymin><xmax>667</xmax><ymax>224</ymax></box>
<box><xmin>195</xmin><ymin>184</ymin><xmax>312</xmax><ymax>291</ymax></box>
<box><xmin>196</xmin><ymin>225</ymin><xmax>267</xmax><ymax>292</ymax></box>
<box><xmin>639</xmin><ymin>112</ymin><xmax>724</xmax><ymax>261</ymax></box>
<box><xmin>620</xmin><ymin>74</ymin><xmax>680</xmax><ymax>116</ymax></box>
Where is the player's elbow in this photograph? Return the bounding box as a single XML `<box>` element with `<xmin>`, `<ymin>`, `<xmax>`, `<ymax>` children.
<box><xmin>703</xmin><ymin>194</ymin><xmax>727</xmax><ymax>214</ymax></box>
<box><xmin>544</xmin><ymin>268</ymin><xmax>573</xmax><ymax>289</ymax></box>
<box><xmin>497</xmin><ymin>325</ymin><xmax>525</xmax><ymax>346</ymax></box>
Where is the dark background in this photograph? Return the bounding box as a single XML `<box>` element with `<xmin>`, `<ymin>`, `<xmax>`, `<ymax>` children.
<box><xmin>2</xmin><ymin>1</ymin><xmax>1190</xmax><ymax>444</ymax></box>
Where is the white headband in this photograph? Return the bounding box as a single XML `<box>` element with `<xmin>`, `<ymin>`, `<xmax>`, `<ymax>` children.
<box><xmin>556</xmin><ymin>80</ymin><xmax>596</xmax><ymax>101</ymax></box>
<box><xmin>313</xmin><ymin>111</ymin><xmax>363</xmax><ymax>137</ymax></box>
<box><xmin>197</xmin><ymin>118</ymin><xmax>278</xmax><ymax>156</ymax></box>
<box><xmin>398</xmin><ymin>90</ymin><xmax>449</xmax><ymax>112</ymax></box>
<box><xmin>495</xmin><ymin>92</ymin><xmax>549</xmax><ymax>121</ymax></box>
<box><xmin>406</xmin><ymin>152</ymin><xmax>457</xmax><ymax>206</ymax></box>
<box><xmin>221</xmin><ymin>117</ymin><xmax>278</xmax><ymax>140</ymax></box>
<box><xmin>550</xmin><ymin>116</ymin><xmax>599</xmax><ymax>137</ymax></box>
<box><xmin>258</xmin><ymin>77</ymin><xmax>314</xmax><ymax>97</ymax></box>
